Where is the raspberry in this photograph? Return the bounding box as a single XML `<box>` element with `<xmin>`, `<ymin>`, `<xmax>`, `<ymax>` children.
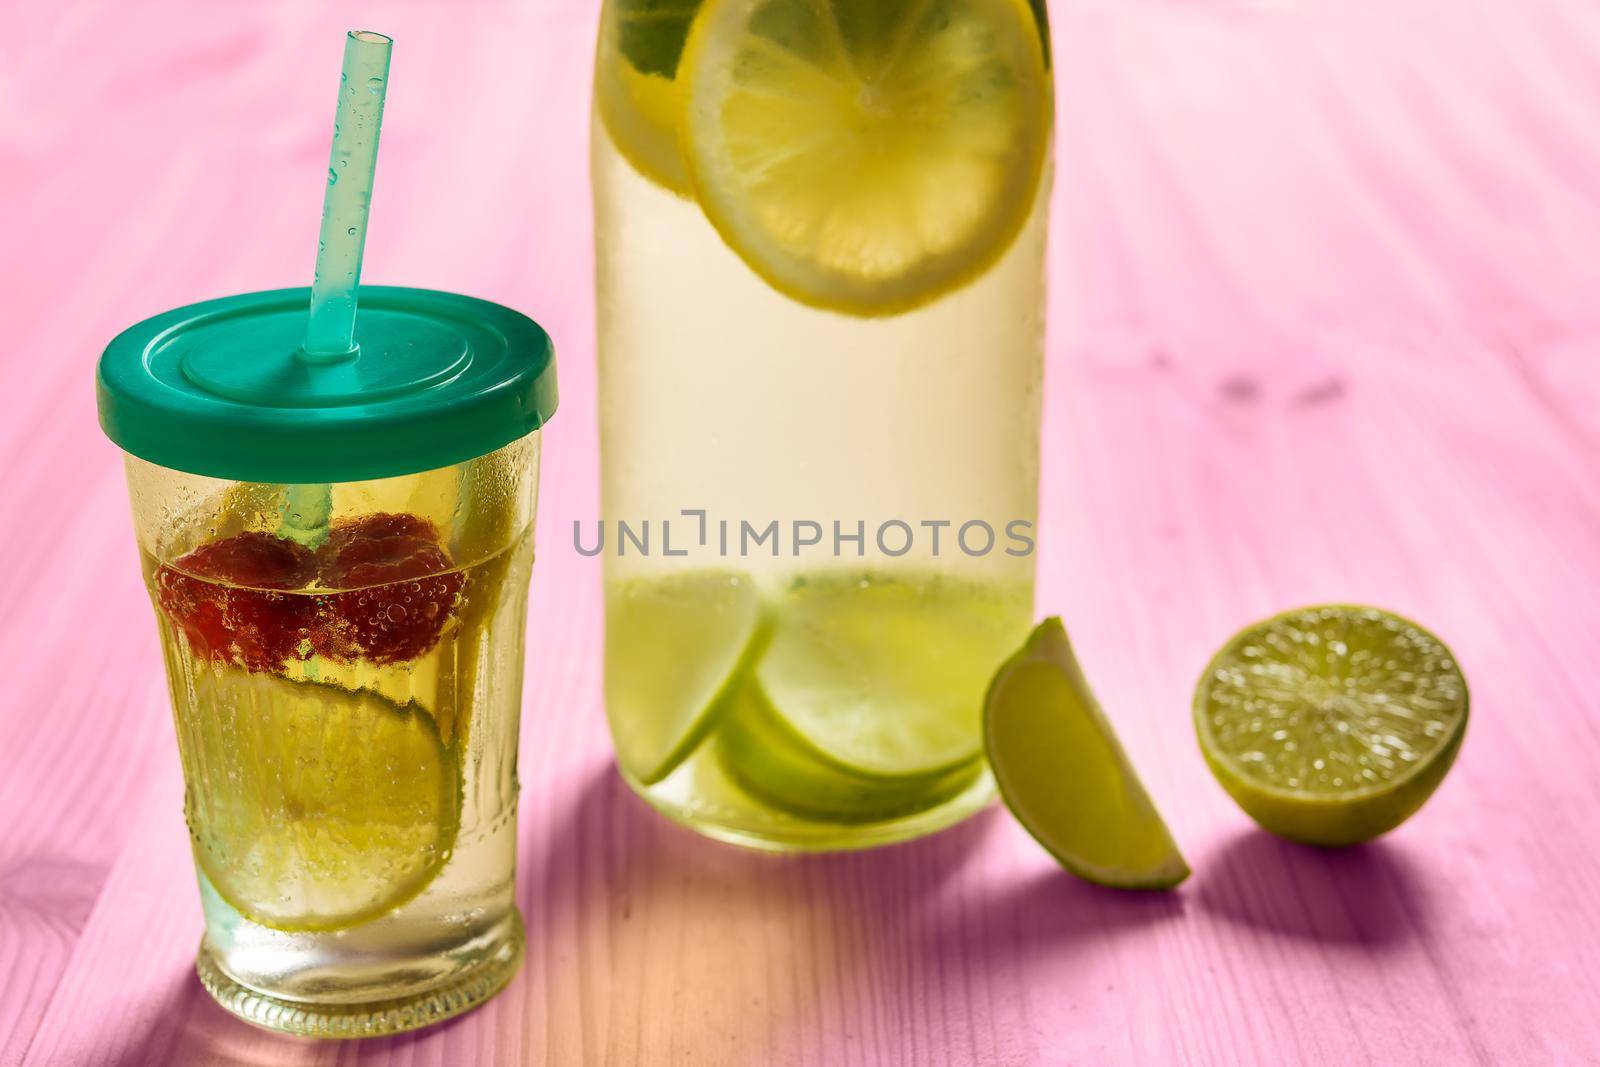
<box><xmin>316</xmin><ymin>514</ymin><xmax>463</xmax><ymax>664</ymax></box>
<box><xmin>154</xmin><ymin>532</ymin><xmax>317</xmax><ymax>671</ymax></box>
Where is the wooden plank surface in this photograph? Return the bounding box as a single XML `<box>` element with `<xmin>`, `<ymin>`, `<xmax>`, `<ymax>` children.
<box><xmin>3</xmin><ymin>0</ymin><xmax>1599</xmax><ymax>1063</ymax></box>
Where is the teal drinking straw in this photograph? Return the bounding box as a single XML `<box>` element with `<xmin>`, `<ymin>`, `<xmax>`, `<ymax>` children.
<box><xmin>283</xmin><ymin>30</ymin><xmax>393</xmax><ymax>546</ymax></box>
<box><xmin>304</xmin><ymin>30</ymin><xmax>392</xmax><ymax>358</ymax></box>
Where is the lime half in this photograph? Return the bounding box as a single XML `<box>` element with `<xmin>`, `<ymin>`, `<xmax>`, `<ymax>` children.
<box><xmin>985</xmin><ymin>618</ymin><xmax>1189</xmax><ymax>889</ymax></box>
<box><xmin>606</xmin><ymin>570</ymin><xmax>763</xmax><ymax>784</ymax></box>
<box><xmin>1195</xmin><ymin>604</ymin><xmax>1468</xmax><ymax>846</ymax></box>
<box><xmin>180</xmin><ymin>669</ymin><xmax>458</xmax><ymax>932</ymax></box>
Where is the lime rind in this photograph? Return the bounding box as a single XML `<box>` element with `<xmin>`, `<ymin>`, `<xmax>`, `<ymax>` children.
<box><xmin>614</xmin><ymin>0</ymin><xmax>702</xmax><ymax>77</ymax></box>
<box><xmin>985</xmin><ymin>618</ymin><xmax>1189</xmax><ymax>890</ymax></box>
<box><xmin>1194</xmin><ymin>604</ymin><xmax>1468</xmax><ymax>846</ymax></box>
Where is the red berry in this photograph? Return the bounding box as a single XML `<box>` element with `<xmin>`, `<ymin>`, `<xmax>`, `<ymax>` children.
<box><xmin>154</xmin><ymin>533</ymin><xmax>317</xmax><ymax>671</ymax></box>
<box><xmin>324</xmin><ymin>512</ymin><xmax>438</xmax><ymax>547</ymax></box>
<box><xmin>316</xmin><ymin>514</ymin><xmax>463</xmax><ymax>664</ymax></box>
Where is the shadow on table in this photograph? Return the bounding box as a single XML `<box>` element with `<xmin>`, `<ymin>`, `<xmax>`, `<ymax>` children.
<box><xmin>519</xmin><ymin>766</ymin><xmax>1183</xmax><ymax>1059</ymax></box>
<box><xmin>116</xmin><ymin>767</ymin><xmax>1190</xmax><ymax>1064</ymax></box>
<box><xmin>116</xmin><ymin>954</ymin><xmax>496</xmax><ymax>1066</ymax></box>
<box><xmin>959</xmin><ymin>861</ymin><xmax>1186</xmax><ymax>969</ymax></box>
<box><xmin>524</xmin><ymin>764</ymin><xmax>999</xmax><ymax>960</ymax></box>
<box><xmin>110</xmin><ymin>971</ymin><xmax>317</xmax><ymax>1067</ymax></box>
<box><xmin>1194</xmin><ymin>829</ymin><xmax>1429</xmax><ymax>947</ymax></box>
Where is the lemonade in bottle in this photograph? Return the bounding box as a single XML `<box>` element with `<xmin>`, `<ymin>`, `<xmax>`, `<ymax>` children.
<box><xmin>594</xmin><ymin>0</ymin><xmax>1053</xmax><ymax>848</ymax></box>
<box><xmin>97</xmin><ymin>32</ymin><xmax>559</xmax><ymax>1036</ymax></box>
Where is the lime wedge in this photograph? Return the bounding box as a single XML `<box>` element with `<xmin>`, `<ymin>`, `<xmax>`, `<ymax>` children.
<box><xmin>178</xmin><ymin>668</ymin><xmax>458</xmax><ymax>932</ymax></box>
<box><xmin>678</xmin><ymin>0</ymin><xmax>1051</xmax><ymax>314</ymax></box>
<box><xmin>716</xmin><ymin>677</ymin><xmax>981</xmax><ymax>821</ymax></box>
<box><xmin>605</xmin><ymin>569</ymin><xmax>763</xmax><ymax>784</ymax></box>
<box><xmin>985</xmin><ymin>618</ymin><xmax>1188</xmax><ymax>889</ymax></box>
<box><xmin>753</xmin><ymin>572</ymin><xmax>1028</xmax><ymax>780</ymax></box>
<box><xmin>1195</xmin><ymin>605</ymin><xmax>1468</xmax><ymax>846</ymax></box>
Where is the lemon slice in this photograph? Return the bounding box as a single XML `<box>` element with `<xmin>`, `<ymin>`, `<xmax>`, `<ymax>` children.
<box><xmin>678</xmin><ymin>0</ymin><xmax>1051</xmax><ymax>315</ymax></box>
<box><xmin>179</xmin><ymin>668</ymin><xmax>458</xmax><ymax>932</ymax></box>
<box><xmin>1195</xmin><ymin>605</ymin><xmax>1468</xmax><ymax>846</ymax></box>
<box><xmin>985</xmin><ymin>619</ymin><xmax>1189</xmax><ymax>889</ymax></box>
<box><xmin>605</xmin><ymin>569</ymin><xmax>764</xmax><ymax>784</ymax></box>
<box><xmin>595</xmin><ymin>0</ymin><xmax>702</xmax><ymax>193</ymax></box>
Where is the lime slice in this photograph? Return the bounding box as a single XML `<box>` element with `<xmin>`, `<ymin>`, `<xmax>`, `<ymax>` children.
<box><xmin>678</xmin><ymin>0</ymin><xmax>1051</xmax><ymax>315</ymax></box>
<box><xmin>752</xmin><ymin>572</ymin><xmax>1028</xmax><ymax>779</ymax></box>
<box><xmin>985</xmin><ymin>618</ymin><xmax>1189</xmax><ymax>889</ymax></box>
<box><xmin>595</xmin><ymin>0</ymin><xmax>702</xmax><ymax>193</ymax></box>
<box><xmin>1195</xmin><ymin>605</ymin><xmax>1468</xmax><ymax>846</ymax></box>
<box><xmin>717</xmin><ymin>677</ymin><xmax>981</xmax><ymax>821</ymax></box>
<box><xmin>605</xmin><ymin>569</ymin><xmax>763</xmax><ymax>784</ymax></box>
<box><xmin>178</xmin><ymin>668</ymin><xmax>459</xmax><ymax>932</ymax></box>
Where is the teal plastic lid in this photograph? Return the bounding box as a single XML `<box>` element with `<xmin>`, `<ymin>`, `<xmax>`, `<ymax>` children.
<box><xmin>97</xmin><ymin>286</ymin><xmax>557</xmax><ymax>484</ymax></box>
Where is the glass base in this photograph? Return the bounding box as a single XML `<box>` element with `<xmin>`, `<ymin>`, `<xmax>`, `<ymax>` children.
<box><xmin>195</xmin><ymin>909</ymin><xmax>524</xmax><ymax>1038</ymax></box>
<box><xmin>625</xmin><ymin>762</ymin><xmax>998</xmax><ymax>853</ymax></box>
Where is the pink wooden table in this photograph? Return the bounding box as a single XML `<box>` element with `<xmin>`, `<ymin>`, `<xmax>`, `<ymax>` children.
<box><xmin>4</xmin><ymin>1</ymin><xmax>1600</xmax><ymax>1063</ymax></box>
